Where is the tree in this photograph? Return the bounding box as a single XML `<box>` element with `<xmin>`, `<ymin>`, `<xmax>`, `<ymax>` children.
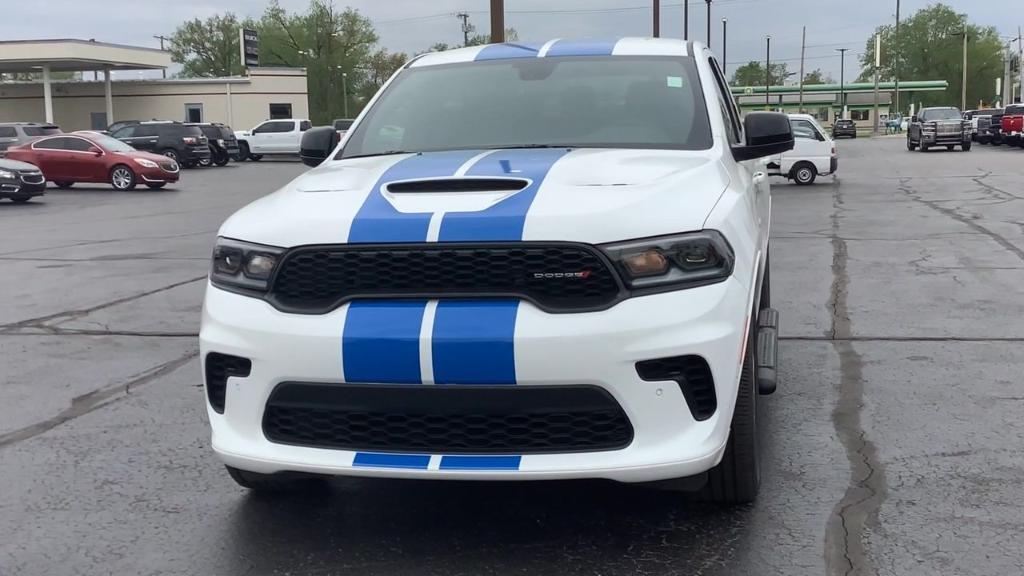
<box><xmin>465</xmin><ymin>28</ymin><xmax>520</xmax><ymax>47</ymax></box>
<box><xmin>730</xmin><ymin>61</ymin><xmax>789</xmax><ymax>86</ymax></box>
<box><xmin>857</xmin><ymin>3</ymin><xmax>1004</xmax><ymax>111</ymax></box>
<box><xmin>358</xmin><ymin>49</ymin><xmax>409</xmax><ymax>105</ymax></box>
<box><xmin>169</xmin><ymin>13</ymin><xmax>250</xmax><ymax>77</ymax></box>
<box><xmin>802</xmin><ymin>69</ymin><xmax>834</xmax><ymax>85</ymax></box>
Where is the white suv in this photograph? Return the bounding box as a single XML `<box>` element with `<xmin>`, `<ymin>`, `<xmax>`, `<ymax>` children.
<box><xmin>201</xmin><ymin>38</ymin><xmax>793</xmax><ymax>504</ymax></box>
<box><xmin>234</xmin><ymin>118</ymin><xmax>311</xmax><ymax>161</ymax></box>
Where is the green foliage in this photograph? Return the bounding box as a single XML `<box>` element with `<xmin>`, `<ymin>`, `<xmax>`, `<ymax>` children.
<box><xmin>730</xmin><ymin>61</ymin><xmax>790</xmax><ymax>86</ymax></box>
<box><xmin>802</xmin><ymin>69</ymin><xmax>834</xmax><ymax>85</ymax></box>
<box><xmin>465</xmin><ymin>28</ymin><xmax>520</xmax><ymax>47</ymax></box>
<box><xmin>168</xmin><ymin>0</ymin><xmax>408</xmax><ymax>123</ymax></box>
<box><xmin>169</xmin><ymin>13</ymin><xmax>250</xmax><ymax>77</ymax></box>
<box><xmin>857</xmin><ymin>3</ymin><xmax>1004</xmax><ymax>111</ymax></box>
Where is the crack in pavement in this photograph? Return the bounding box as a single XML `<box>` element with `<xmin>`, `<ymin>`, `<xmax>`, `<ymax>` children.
<box><xmin>898</xmin><ymin>177</ymin><xmax>1024</xmax><ymax>263</ymax></box>
<box><xmin>0</xmin><ymin>328</ymin><xmax>199</xmax><ymax>338</ymax></box>
<box><xmin>824</xmin><ymin>176</ymin><xmax>888</xmax><ymax>576</ymax></box>
<box><xmin>0</xmin><ymin>275</ymin><xmax>206</xmax><ymax>333</ymax></box>
<box><xmin>0</xmin><ymin>348</ymin><xmax>198</xmax><ymax>450</ymax></box>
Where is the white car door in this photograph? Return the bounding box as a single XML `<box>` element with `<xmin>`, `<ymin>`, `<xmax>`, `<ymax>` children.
<box><xmin>249</xmin><ymin>121</ymin><xmax>281</xmax><ymax>153</ymax></box>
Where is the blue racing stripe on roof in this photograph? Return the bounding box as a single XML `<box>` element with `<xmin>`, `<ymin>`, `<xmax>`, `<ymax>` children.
<box><xmin>347</xmin><ymin>150</ymin><xmax>483</xmax><ymax>243</ymax></box>
<box><xmin>545</xmin><ymin>39</ymin><xmax>620</xmax><ymax>57</ymax></box>
<box><xmin>437</xmin><ymin>148</ymin><xmax>568</xmax><ymax>242</ymax></box>
<box><xmin>439</xmin><ymin>455</ymin><xmax>522</xmax><ymax>470</ymax></box>
<box><xmin>343</xmin><ymin>300</ymin><xmax>427</xmax><ymax>384</ymax></box>
<box><xmin>475</xmin><ymin>42</ymin><xmax>542</xmax><ymax>61</ymax></box>
<box><xmin>354</xmin><ymin>452</ymin><xmax>430</xmax><ymax>469</ymax></box>
<box><xmin>432</xmin><ymin>300</ymin><xmax>519</xmax><ymax>385</ymax></box>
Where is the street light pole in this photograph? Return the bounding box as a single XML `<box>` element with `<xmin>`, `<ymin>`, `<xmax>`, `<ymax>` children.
<box><xmin>961</xmin><ymin>29</ymin><xmax>968</xmax><ymax>111</ymax></box>
<box><xmin>705</xmin><ymin>0</ymin><xmax>712</xmax><ymax>46</ymax></box>
<box><xmin>837</xmin><ymin>48</ymin><xmax>849</xmax><ymax>120</ymax></box>
<box><xmin>722</xmin><ymin>19</ymin><xmax>728</xmax><ymax>77</ymax></box>
<box><xmin>342</xmin><ymin>72</ymin><xmax>349</xmax><ymax>118</ymax></box>
<box><xmin>653</xmin><ymin>0</ymin><xmax>660</xmax><ymax>38</ymax></box>
<box><xmin>895</xmin><ymin>0</ymin><xmax>901</xmax><ymax>115</ymax></box>
<box><xmin>684</xmin><ymin>0</ymin><xmax>689</xmax><ymax>40</ymax></box>
<box><xmin>873</xmin><ymin>34</ymin><xmax>881</xmax><ymax>136</ymax></box>
<box><xmin>799</xmin><ymin>25</ymin><xmax>806</xmax><ymax>112</ymax></box>
<box><xmin>766</xmin><ymin>35</ymin><xmax>771</xmax><ymax>110</ymax></box>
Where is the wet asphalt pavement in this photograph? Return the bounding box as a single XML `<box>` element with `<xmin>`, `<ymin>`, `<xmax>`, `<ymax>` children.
<box><xmin>2</xmin><ymin>140</ymin><xmax>1024</xmax><ymax>575</ymax></box>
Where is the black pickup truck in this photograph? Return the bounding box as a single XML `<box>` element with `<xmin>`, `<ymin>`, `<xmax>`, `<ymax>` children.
<box><xmin>985</xmin><ymin>109</ymin><xmax>1005</xmax><ymax>145</ymax></box>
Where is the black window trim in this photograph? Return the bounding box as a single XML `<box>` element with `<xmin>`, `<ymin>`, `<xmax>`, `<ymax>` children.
<box><xmin>31</xmin><ymin>135</ymin><xmax>101</xmax><ymax>154</ymax></box>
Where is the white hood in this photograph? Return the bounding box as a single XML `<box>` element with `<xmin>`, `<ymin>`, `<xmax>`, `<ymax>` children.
<box><xmin>219</xmin><ymin>148</ymin><xmax>729</xmax><ymax>247</ymax></box>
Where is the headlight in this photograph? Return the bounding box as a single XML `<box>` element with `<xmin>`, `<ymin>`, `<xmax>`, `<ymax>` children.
<box><xmin>0</xmin><ymin>169</ymin><xmax>15</xmax><ymax>179</ymax></box>
<box><xmin>210</xmin><ymin>238</ymin><xmax>286</xmax><ymax>293</ymax></box>
<box><xmin>600</xmin><ymin>231</ymin><xmax>734</xmax><ymax>292</ymax></box>
<box><xmin>134</xmin><ymin>158</ymin><xmax>158</xmax><ymax>168</ymax></box>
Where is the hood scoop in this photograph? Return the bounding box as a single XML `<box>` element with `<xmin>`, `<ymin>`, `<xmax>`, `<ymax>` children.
<box><xmin>382</xmin><ymin>177</ymin><xmax>532</xmax><ymax>214</ymax></box>
<box><xmin>386</xmin><ymin>178</ymin><xmax>528</xmax><ymax>194</ymax></box>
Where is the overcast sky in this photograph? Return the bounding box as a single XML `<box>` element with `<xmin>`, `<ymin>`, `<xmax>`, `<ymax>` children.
<box><xmin>0</xmin><ymin>0</ymin><xmax>1018</xmax><ymax>81</ymax></box>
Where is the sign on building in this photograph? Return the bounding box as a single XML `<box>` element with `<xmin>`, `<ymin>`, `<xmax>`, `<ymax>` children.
<box><xmin>240</xmin><ymin>28</ymin><xmax>259</xmax><ymax>69</ymax></box>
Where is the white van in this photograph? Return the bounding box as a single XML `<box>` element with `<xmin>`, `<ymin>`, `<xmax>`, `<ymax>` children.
<box><xmin>767</xmin><ymin>113</ymin><xmax>837</xmax><ymax>185</ymax></box>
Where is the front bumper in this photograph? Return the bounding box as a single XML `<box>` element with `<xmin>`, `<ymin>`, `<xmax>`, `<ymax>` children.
<box><xmin>0</xmin><ymin>177</ymin><xmax>45</xmax><ymax>199</ymax></box>
<box><xmin>200</xmin><ymin>279</ymin><xmax>751</xmax><ymax>483</ymax></box>
<box><xmin>920</xmin><ymin>132</ymin><xmax>969</xmax><ymax>145</ymax></box>
<box><xmin>183</xmin><ymin>146</ymin><xmax>212</xmax><ymax>162</ymax></box>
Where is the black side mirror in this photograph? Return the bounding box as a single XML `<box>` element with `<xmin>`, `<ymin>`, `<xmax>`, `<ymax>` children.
<box><xmin>731</xmin><ymin>112</ymin><xmax>794</xmax><ymax>162</ymax></box>
<box><xmin>300</xmin><ymin>126</ymin><xmax>340</xmax><ymax>167</ymax></box>
<box><xmin>911</xmin><ymin>115</ymin><xmax>919</xmax><ymax>123</ymax></box>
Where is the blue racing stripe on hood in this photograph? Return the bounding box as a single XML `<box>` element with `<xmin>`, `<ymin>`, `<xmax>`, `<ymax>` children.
<box><xmin>545</xmin><ymin>39</ymin><xmax>620</xmax><ymax>57</ymax></box>
<box><xmin>347</xmin><ymin>150</ymin><xmax>483</xmax><ymax>243</ymax></box>
<box><xmin>475</xmin><ymin>42</ymin><xmax>542</xmax><ymax>61</ymax></box>
<box><xmin>343</xmin><ymin>300</ymin><xmax>427</xmax><ymax>384</ymax></box>
<box><xmin>432</xmin><ymin>300</ymin><xmax>519</xmax><ymax>385</ymax></box>
<box><xmin>437</xmin><ymin>148</ymin><xmax>569</xmax><ymax>242</ymax></box>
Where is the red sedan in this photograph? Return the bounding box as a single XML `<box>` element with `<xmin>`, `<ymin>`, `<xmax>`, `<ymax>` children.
<box><xmin>4</xmin><ymin>131</ymin><xmax>179</xmax><ymax>190</ymax></box>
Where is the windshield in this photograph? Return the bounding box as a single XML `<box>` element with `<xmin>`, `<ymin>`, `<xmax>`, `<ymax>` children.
<box><xmin>88</xmin><ymin>134</ymin><xmax>138</xmax><ymax>153</ymax></box>
<box><xmin>920</xmin><ymin>108</ymin><xmax>962</xmax><ymax>121</ymax></box>
<box><xmin>341</xmin><ymin>56</ymin><xmax>712</xmax><ymax>158</ymax></box>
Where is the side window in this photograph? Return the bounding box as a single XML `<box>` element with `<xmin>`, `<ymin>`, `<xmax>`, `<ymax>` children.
<box><xmin>112</xmin><ymin>126</ymin><xmax>136</xmax><ymax>138</ymax></box>
<box><xmin>33</xmin><ymin>137</ymin><xmax>68</xmax><ymax>150</ymax></box>
<box><xmin>707</xmin><ymin>58</ymin><xmax>742</xmax><ymax>144</ymax></box>
<box><xmin>790</xmin><ymin>119</ymin><xmax>821</xmax><ymax>140</ymax></box>
<box><xmin>0</xmin><ymin>127</ymin><xmax>17</xmax><ymax>138</ymax></box>
<box><xmin>300</xmin><ymin>121</ymin><xmax>311</xmax><ymax>131</ymax></box>
<box><xmin>253</xmin><ymin>122</ymin><xmax>274</xmax><ymax>134</ymax></box>
<box><xmin>135</xmin><ymin>125</ymin><xmax>158</xmax><ymax>137</ymax></box>
<box><xmin>65</xmin><ymin>138</ymin><xmax>94</xmax><ymax>152</ymax></box>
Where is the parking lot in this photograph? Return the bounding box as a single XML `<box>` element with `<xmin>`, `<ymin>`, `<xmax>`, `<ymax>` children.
<box><xmin>2</xmin><ymin>138</ymin><xmax>1023</xmax><ymax>575</ymax></box>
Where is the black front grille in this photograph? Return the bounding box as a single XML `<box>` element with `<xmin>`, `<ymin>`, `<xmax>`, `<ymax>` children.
<box><xmin>19</xmin><ymin>172</ymin><xmax>44</xmax><ymax>184</ymax></box>
<box><xmin>636</xmin><ymin>355</ymin><xmax>717</xmax><ymax>420</ymax></box>
<box><xmin>204</xmin><ymin>353</ymin><xmax>252</xmax><ymax>413</ymax></box>
<box><xmin>268</xmin><ymin>243</ymin><xmax>624</xmax><ymax>314</ymax></box>
<box><xmin>262</xmin><ymin>383</ymin><xmax>634</xmax><ymax>454</ymax></box>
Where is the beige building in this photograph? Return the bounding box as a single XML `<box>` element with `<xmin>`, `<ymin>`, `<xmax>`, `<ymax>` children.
<box><xmin>0</xmin><ymin>39</ymin><xmax>309</xmax><ymax>132</ymax></box>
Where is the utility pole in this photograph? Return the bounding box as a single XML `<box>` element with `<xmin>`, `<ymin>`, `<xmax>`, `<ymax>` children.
<box><xmin>653</xmin><ymin>0</ymin><xmax>660</xmax><ymax>38</ymax></box>
<box><xmin>456</xmin><ymin>12</ymin><xmax>473</xmax><ymax>46</ymax></box>
<box><xmin>342</xmin><ymin>72</ymin><xmax>349</xmax><ymax>118</ymax></box>
<box><xmin>705</xmin><ymin>0</ymin><xmax>712</xmax><ymax>46</ymax></box>
<box><xmin>684</xmin><ymin>0</ymin><xmax>689</xmax><ymax>40</ymax></box>
<box><xmin>722</xmin><ymin>19</ymin><xmax>728</xmax><ymax>77</ymax></box>
<box><xmin>799</xmin><ymin>25</ymin><xmax>806</xmax><ymax>112</ymax></box>
<box><xmin>961</xmin><ymin>29</ymin><xmax>968</xmax><ymax>111</ymax></box>
<box><xmin>490</xmin><ymin>0</ymin><xmax>505</xmax><ymax>43</ymax></box>
<box><xmin>153</xmin><ymin>35</ymin><xmax>170</xmax><ymax>78</ymax></box>
<box><xmin>765</xmin><ymin>36</ymin><xmax>771</xmax><ymax>110</ymax></box>
<box><xmin>873</xmin><ymin>34</ymin><xmax>881</xmax><ymax>136</ymax></box>
<box><xmin>837</xmin><ymin>48</ymin><xmax>849</xmax><ymax>120</ymax></box>
<box><xmin>1018</xmin><ymin>26</ymin><xmax>1023</xmax><ymax>103</ymax></box>
<box><xmin>894</xmin><ymin>0</ymin><xmax>900</xmax><ymax>115</ymax></box>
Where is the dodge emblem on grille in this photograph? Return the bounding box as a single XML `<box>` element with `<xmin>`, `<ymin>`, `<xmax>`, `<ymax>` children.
<box><xmin>533</xmin><ymin>270</ymin><xmax>592</xmax><ymax>279</ymax></box>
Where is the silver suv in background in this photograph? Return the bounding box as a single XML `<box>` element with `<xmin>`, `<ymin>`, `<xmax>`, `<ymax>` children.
<box><xmin>0</xmin><ymin>123</ymin><xmax>62</xmax><ymax>156</ymax></box>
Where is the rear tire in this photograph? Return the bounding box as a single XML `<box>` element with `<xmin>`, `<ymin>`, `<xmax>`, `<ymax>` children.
<box><xmin>54</xmin><ymin>181</ymin><xmax>74</xmax><ymax>189</ymax></box>
<box><xmin>214</xmin><ymin>149</ymin><xmax>230</xmax><ymax>166</ymax></box>
<box><xmin>962</xmin><ymin>142</ymin><xmax>972</xmax><ymax>151</ymax></box>
<box><xmin>236</xmin><ymin>142</ymin><xmax>250</xmax><ymax>161</ymax></box>
<box><xmin>703</xmin><ymin>324</ymin><xmax>760</xmax><ymax>505</ymax></box>
<box><xmin>791</xmin><ymin>162</ymin><xmax>817</xmax><ymax>185</ymax></box>
<box><xmin>249</xmin><ymin>154</ymin><xmax>263</xmax><ymax>161</ymax></box>
<box><xmin>145</xmin><ymin>182</ymin><xmax>167</xmax><ymax>189</ymax></box>
<box><xmin>10</xmin><ymin>196</ymin><xmax>31</xmax><ymax>203</ymax></box>
<box><xmin>225</xmin><ymin>465</ymin><xmax>326</xmax><ymax>492</ymax></box>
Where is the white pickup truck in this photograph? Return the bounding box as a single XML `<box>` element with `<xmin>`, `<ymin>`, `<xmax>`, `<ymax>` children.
<box><xmin>234</xmin><ymin>119</ymin><xmax>312</xmax><ymax>161</ymax></box>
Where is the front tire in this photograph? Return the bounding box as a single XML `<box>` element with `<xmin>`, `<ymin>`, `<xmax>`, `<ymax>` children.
<box><xmin>703</xmin><ymin>325</ymin><xmax>760</xmax><ymax>505</ymax></box>
<box><xmin>54</xmin><ymin>181</ymin><xmax>74</xmax><ymax>189</ymax></box>
<box><xmin>236</xmin><ymin>142</ymin><xmax>250</xmax><ymax>161</ymax></box>
<box><xmin>213</xmin><ymin>149</ymin><xmax>230</xmax><ymax>166</ymax></box>
<box><xmin>249</xmin><ymin>154</ymin><xmax>263</xmax><ymax>161</ymax></box>
<box><xmin>109</xmin><ymin>165</ymin><xmax>137</xmax><ymax>190</ymax></box>
<box><xmin>791</xmin><ymin>162</ymin><xmax>817</xmax><ymax>185</ymax></box>
<box><xmin>906</xmin><ymin>137</ymin><xmax>917</xmax><ymax>151</ymax></box>
<box><xmin>962</xmin><ymin>142</ymin><xmax>972</xmax><ymax>151</ymax></box>
<box><xmin>145</xmin><ymin>182</ymin><xmax>167</xmax><ymax>189</ymax></box>
<box><xmin>225</xmin><ymin>465</ymin><xmax>325</xmax><ymax>492</ymax></box>
<box><xmin>920</xmin><ymin>143</ymin><xmax>929</xmax><ymax>152</ymax></box>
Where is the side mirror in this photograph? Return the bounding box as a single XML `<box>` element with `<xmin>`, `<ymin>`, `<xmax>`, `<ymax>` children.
<box><xmin>731</xmin><ymin>112</ymin><xmax>794</xmax><ymax>162</ymax></box>
<box><xmin>300</xmin><ymin>126</ymin><xmax>340</xmax><ymax>167</ymax></box>
<box><xmin>911</xmin><ymin>115</ymin><xmax>918</xmax><ymax>123</ymax></box>
<box><xmin>89</xmin><ymin>146</ymin><xmax>103</xmax><ymax>156</ymax></box>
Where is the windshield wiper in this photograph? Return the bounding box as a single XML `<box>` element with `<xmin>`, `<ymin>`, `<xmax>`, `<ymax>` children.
<box><xmin>343</xmin><ymin>150</ymin><xmax>416</xmax><ymax>160</ymax></box>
